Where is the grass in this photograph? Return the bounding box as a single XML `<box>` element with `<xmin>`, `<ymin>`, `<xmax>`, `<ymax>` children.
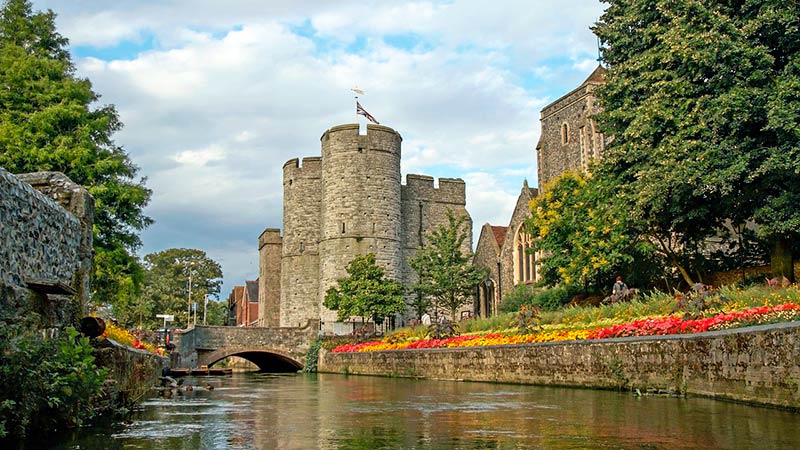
<box><xmin>386</xmin><ymin>285</ymin><xmax>800</xmax><ymax>338</ymax></box>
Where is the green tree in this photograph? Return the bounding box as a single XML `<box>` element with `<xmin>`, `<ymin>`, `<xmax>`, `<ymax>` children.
<box><xmin>0</xmin><ymin>0</ymin><xmax>152</xmax><ymax>304</ymax></box>
<box><xmin>410</xmin><ymin>211</ymin><xmax>487</xmax><ymax>321</ymax></box>
<box><xmin>526</xmin><ymin>171</ymin><xmax>660</xmax><ymax>293</ymax></box>
<box><xmin>323</xmin><ymin>253</ymin><xmax>406</xmax><ymax>326</ymax></box>
<box><xmin>127</xmin><ymin>248</ymin><xmax>223</xmax><ymax>329</ymax></box>
<box><xmin>594</xmin><ymin>0</ymin><xmax>800</xmax><ymax>282</ymax></box>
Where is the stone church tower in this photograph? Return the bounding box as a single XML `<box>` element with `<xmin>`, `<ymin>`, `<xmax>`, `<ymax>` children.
<box><xmin>536</xmin><ymin>65</ymin><xmax>607</xmax><ymax>191</ymax></box>
<box><xmin>259</xmin><ymin>123</ymin><xmax>472</xmax><ymax>334</ymax></box>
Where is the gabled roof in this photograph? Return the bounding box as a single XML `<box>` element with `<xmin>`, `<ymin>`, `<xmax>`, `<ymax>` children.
<box><xmin>582</xmin><ymin>65</ymin><xmax>607</xmax><ymax>85</ymax></box>
<box><xmin>245</xmin><ymin>279</ymin><xmax>259</xmax><ymax>303</ymax></box>
<box><xmin>491</xmin><ymin>226</ymin><xmax>508</xmax><ymax>248</ymax></box>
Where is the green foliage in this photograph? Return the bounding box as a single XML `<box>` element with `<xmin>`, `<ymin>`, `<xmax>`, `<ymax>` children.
<box><xmin>302</xmin><ymin>339</ymin><xmax>322</xmax><ymax>373</ymax></box>
<box><xmin>128</xmin><ymin>248</ymin><xmax>223</xmax><ymax>329</ymax></box>
<box><xmin>0</xmin><ymin>0</ymin><xmax>152</xmax><ymax>305</ymax></box>
<box><xmin>410</xmin><ymin>211</ymin><xmax>488</xmax><ymax>320</ymax></box>
<box><xmin>499</xmin><ymin>284</ymin><xmax>538</xmax><ymax>313</ymax></box>
<box><xmin>672</xmin><ymin>285</ymin><xmax>727</xmax><ymax>320</ymax></box>
<box><xmin>526</xmin><ymin>171</ymin><xmax>661</xmax><ymax>292</ymax></box>
<box><xmin>512</xmin><ymin>305</ymin><xmax>541</xmax><ymax>334</ymax></box>
<box><xmin>426</xmin><ymin>319</ymin><xmax>459</xmax><ymax>339</ymax></box>
<box><xmin>499</xmin><ymin>285</ymin><xmax>571</xmax><ymax>313</ymax></box>
<box><xmin>458</xmin><ymin>313</ymin><xmax>515</xmax><ymax>334</ymax></box>
<box><xmin>323</xmin><ymin>253</ymin><xmax>406</xmax><ymax>324</ymax></box>
<box><xmin>594</xmin><ymin>0</ymin><xmax>800</xmax><ymax>283</ymax></box>
<box><xmin>0</xmin><ymin>325</ymin><xmax>108</xmax><ymax>439</ymax></box>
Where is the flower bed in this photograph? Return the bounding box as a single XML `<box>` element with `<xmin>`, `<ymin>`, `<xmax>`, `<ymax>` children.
<box><xmin>102</xmin><ymin>323</ymin><xmax>165</xmax><ymax>356</ymax></box>
<box><xmin>331</xmin><ymin>303</ymin><xmax>800</xmax><ymax>353</ymax></box>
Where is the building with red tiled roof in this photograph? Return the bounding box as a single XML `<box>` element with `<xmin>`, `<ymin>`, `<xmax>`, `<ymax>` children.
<box><xmin>472</xmin><ymin>180</ymin><xmax>538</xmax><ymax>317</ymax></box>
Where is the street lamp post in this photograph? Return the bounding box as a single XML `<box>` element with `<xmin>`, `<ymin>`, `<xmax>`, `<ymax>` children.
<box><xmin>186</xmin><ymin>270</ymin><xmax>193</xmax><ymax>328</ymax></box>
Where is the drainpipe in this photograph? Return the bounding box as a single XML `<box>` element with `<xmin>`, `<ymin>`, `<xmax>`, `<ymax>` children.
<box><xmin>418</xmin><ymin>202</ymin><xmax>424</xmax><ymax>247</ymax></box>
<box><xmin>496</xmin><ymin>260</ymin><xmax>503</xmax><ymax>304</ymax></box>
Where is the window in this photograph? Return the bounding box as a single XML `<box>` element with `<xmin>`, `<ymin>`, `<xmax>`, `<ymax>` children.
<box><xmin>342</xmin><ymin>222</ymin><xmax>346</xmax><ymax>234</ymax></box>
<box><xmin>513</xmin><ymin>225</ymin><xmax>536</xmax><ymax>284</ymax></box>
<box><xmin>561</xmin><ymin>122</ymin><xmax>570</xmax><ymax>145</ymax></box>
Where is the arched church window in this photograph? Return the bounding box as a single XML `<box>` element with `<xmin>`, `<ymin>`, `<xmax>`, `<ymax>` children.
<box><xmin>561</xmin><ymin>122</ymin><xmax>570</xmax><ymax>145</ymax></box>
<box><xmin>513</xmin><ymin>225</ymin><xmax>536</xmax><ymax>285</ymax></box>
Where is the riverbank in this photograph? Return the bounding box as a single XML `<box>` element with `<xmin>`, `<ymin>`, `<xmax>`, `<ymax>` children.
<box><xmin>319</xmin><ymin>321</ymin><xmax>800</xmax><ymax>411</ymax></box>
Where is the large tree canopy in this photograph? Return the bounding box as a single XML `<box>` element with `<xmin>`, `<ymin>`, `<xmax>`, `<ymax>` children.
<box><xmin>594</xmin><ymin>0</ymin><xmax>800</xmax><ymax>282</ymax></box>
<box><xmin>128</xmin><ymin>248</ymin><xmax>223</xmax><ymax>329</ymax></box>
<box><xmin>0</xmin><ymin>0</ymin><xmax>152</xmax><ymax>303</ymax></box>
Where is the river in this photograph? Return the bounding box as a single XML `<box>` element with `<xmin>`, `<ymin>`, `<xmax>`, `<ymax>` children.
<box><xmin>41</xmin><ymin>372</ymin><xmax>800</xmax><ymax>449</ymax></box>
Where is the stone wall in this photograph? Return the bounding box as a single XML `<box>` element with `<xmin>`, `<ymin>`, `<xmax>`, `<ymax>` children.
<box><xmin>400</xmin><ymin>175</ymin><xmax>472</xmax><ymax>319</ymax></box>
<box><xmin>319</xmin><ymin>124</ymin><xmax>403</xmax><ymax>332</ymax></box>
<box><xmin>537</xmin><ymin>68</ymin><xmax>605</xmax><ymax>191</ymax></box>
<box><xmin>319</xmin><ymin>322</ymin><xmax>800</xmax><ymax>410</ymax></box>
<box><xmin>93</xmin><ymin>338</ymin><xmax>168</xmax><ymax>406</ymax></box>
<box><xmin>281</xmin><ymin>157</ymin><xmax>322</xmax><ymax>328</ymax></box>
<box><xmin>0</xmin><ymin>167</ymin><xmax>93</xmax><ymax>326</ymax></box>
<box><xmin>272</xmin><ymin>124</ymin><xmax>473</xmax><ymax>332</ymax></box>
<box><xmin>258</xmin><ymin>228</ymin><xmax>281</xmax><ymax>327</ymax></box>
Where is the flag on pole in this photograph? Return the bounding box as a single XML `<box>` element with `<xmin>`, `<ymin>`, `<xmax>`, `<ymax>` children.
<box><xmin>356</xmin><ymin>101</ymin><xmax>380</xmax><ymax>124</ymax></box>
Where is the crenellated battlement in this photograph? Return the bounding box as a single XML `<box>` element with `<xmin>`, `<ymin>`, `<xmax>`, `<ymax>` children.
<box><xmin>320</xmin><ymin>123</ymin><xmax>402</xmax><ymax>158</ymax></box>
<box><xmin>402</xmin><ymin>174</ymin><xmax>466</xmax><ymax>205</ymax></box>
<box><xmin>283</xmin><ymin>156</ymin><xmax>322</xmax><ymax>180</ymax></box>
<box><xmin>264</xmin><ymin>123</ymin><xmax>473</xmax><ymax>334</ymax></box>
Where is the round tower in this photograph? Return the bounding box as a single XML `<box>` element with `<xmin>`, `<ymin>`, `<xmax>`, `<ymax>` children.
<box><xmin>318</xmin><ymin>124</ymin><xmax>403</xmax><ymax>332</ymax></box>
<box><xmin>280</xmin><ymin>157</ymin><xmax>322</xmax><ymax>327</ymax></box>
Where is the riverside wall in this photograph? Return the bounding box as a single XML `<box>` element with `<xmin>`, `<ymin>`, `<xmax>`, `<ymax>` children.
<box><xmin>319</xmin><ymin>322</ymin><xmax>800</xmax><ymax>410</ymax></box>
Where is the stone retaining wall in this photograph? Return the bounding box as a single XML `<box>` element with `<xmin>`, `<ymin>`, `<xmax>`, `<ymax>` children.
<box><xmin>0</xmin><ymin>167</ymin><xmax>93</xmax><ymax>326</ymax></box>
<box><xmin>319</xmin><ymin>322</ymin><xmax>800</xmax><ymax>410</ymax></box>
<box><xmin>93</xmin><ymin>338</ymin><xmax>168</xmax><ymax>406</ymax></box>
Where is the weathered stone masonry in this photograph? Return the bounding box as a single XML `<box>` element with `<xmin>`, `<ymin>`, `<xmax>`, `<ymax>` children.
<box><xmin>319</xmin><ymin>322</ymin><xmax>800</xmax><ymax>410</ymax></box>
<box><xmin>0</xmin><ymin>167</ymin><xmax>93</xmax><ymax>326</ymax></box>
<box><xmin>260</xmin><ymin>124</ymin><xmax>472</xmax><ymax>333</ymax></box>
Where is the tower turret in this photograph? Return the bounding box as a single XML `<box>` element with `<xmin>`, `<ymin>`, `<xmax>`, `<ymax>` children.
<box><xmin>318</xmin><ymin>124</ymin><xmax>403</xmax><ymax>333</ymax></box>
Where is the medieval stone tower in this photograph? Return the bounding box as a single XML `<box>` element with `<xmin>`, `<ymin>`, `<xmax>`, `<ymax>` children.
<box><xmin>536</xmin><ymin>65</ymin><xmax>607</xmax><ymax>191</ymax></box>
<box><xmin>258</xmin><ymin>123</ymin><xmax>472</xmax><ymax>334</ymax></box>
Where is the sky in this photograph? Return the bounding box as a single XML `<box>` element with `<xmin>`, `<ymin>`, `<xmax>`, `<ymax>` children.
<box><xmin>32</xmin><ymin>0</ymin><xmax>606</xmax><ymax>299</ymax></box>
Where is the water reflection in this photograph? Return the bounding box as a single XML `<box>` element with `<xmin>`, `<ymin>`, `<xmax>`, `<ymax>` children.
<box><xmin>45</xmin><ymin>372</ymin><xmax>800</xmax><ymax>449</ymax></box>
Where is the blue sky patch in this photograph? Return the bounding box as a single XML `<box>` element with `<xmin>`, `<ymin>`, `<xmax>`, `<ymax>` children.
<box><xmin>384</xmin><ymin>33</ymin><xmax>433</xmax><ymax>52</ymax></box>
<box><xmin>71</xmin><ymin>32</ymin><xmax>156</xmax><ymax>61</ymax></box>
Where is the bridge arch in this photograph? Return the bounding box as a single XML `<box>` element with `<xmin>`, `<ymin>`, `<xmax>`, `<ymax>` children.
<box><xmin>200</xmin><ymin>347</ymin><xmax>303</xmax><ymax>373</ymax></box>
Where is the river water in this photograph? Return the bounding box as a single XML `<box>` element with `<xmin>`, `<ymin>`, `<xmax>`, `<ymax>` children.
<box><xmin>44</xmin><ymin>372</ymin><xmax>799</xmax><ymax>449</ymax></box>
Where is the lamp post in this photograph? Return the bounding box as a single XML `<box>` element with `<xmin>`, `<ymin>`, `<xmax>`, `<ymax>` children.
<box><xmin>186</xmin><ymin>270</ymin><xmax>192</xmax><ymax>328</ymax></box>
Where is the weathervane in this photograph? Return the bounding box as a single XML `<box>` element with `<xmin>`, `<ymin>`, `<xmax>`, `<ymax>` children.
<box><xmin>351</xmin><ymin>86</ymin><xmax>379</xmax><ymax>125</ymax></box>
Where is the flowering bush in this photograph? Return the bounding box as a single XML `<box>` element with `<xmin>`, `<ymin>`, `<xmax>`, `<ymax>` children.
<box><xmin>102</xmin><ymin>324</ymin><xmax>165</xmax><ymax>356</ymax></box>
<box><xmin>331</xmin><ymin>302</ymin><xmax>800</xmax><ymax>353</ymax></box>
<box><xmin>588</xmin><ymin>303</ymin><xmax>800</xmax><ymax>339</ymax></box>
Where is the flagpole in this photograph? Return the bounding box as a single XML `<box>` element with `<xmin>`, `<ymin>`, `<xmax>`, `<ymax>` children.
<box><xmin>355</xmin><ymin>94</ymin><xmax>359</xmax><ymax>124</ymax></box>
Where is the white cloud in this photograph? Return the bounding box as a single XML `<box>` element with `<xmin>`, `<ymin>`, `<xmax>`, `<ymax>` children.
<box><xmin>31</xmin><ymin>0</ymin><xmax>606</xmax><ymax>293</ymax></box>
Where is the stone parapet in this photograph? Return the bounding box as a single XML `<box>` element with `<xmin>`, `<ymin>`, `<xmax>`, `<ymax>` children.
<box><xmin>319</xmin><ymin>322</ymin><xmax>800</xmax><ymax>411</ymax></box>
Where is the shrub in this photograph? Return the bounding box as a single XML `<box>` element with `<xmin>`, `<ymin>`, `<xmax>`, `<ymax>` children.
<box><xmin>498</xmin><ymin>285</ymin><xmax>538</xmax><ymax>313</ymax></box>
<box><xmin>500</xmin><ymin>285</ymin><xmax>572</xmax><ymax>314</ymax></box>
<box><xmin>0</xmin><ymin>325</ymin><xmax>108</xmax><ymax>439</ymax></box>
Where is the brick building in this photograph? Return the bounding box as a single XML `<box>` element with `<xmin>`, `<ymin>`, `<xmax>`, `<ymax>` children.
<box><xmin>227</xmin><ymin>280</ymin><xmax>259</xmax><ymax>327</ymax></box>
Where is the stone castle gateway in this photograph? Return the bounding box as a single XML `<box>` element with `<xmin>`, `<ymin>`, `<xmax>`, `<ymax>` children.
<box><xmin>258</xmin><ymin>124</ymin><xmax>472</xmax><ymax>334</ymax></box>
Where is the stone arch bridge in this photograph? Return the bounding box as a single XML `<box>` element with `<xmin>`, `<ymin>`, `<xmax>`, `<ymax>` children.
<box><xmin>172</xmin><ymin>320</ymin><xmax>319</xmax><ymax>372</ymax></box>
